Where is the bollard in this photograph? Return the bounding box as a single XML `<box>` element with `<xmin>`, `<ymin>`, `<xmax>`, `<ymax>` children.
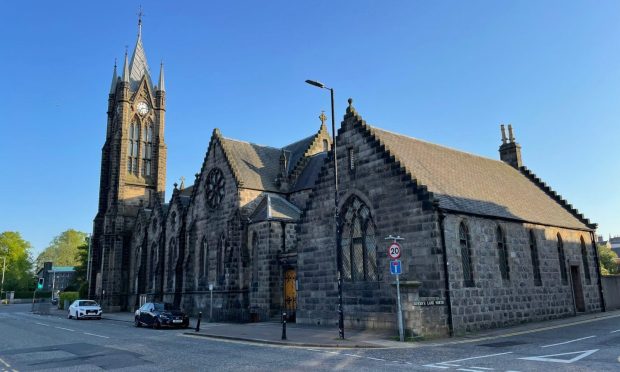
<box><xmin>281</xmin><ymin>311</ymin><xmax>287</xmax><ymax>340</ymax></box>
<box><xmin>195</xmin><ymin>311</ymin><xmax>202</xmax><ymax>332</ymax></box>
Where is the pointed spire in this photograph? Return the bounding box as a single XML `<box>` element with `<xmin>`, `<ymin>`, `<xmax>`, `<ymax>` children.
<box><xmin>158</xmin><ymin>62</ymin><xmax>165</xmax><ymax>92</ymax></box>
<box><xmin>109</xmin><ymin>59</ymin><xmax>118</xmax><ymax>94</ymax></box>
<box><xmin>121</xmin><ymin>50</ymin><xmax>129</xmax><ymax>83</ymax></box>
<box><xmin>128</xmin><ymin>8</ymin><xmax>151</xmax><ymax>89</ymax></box>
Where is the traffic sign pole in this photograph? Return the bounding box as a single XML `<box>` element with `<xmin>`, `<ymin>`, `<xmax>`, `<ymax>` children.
<box><xmin>385</xmin><ymin>235</ymin><xmax>405</xmax><ymax>342</ymax></box>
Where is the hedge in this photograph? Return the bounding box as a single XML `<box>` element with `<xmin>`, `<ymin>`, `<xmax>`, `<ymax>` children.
<box><xmin>13</xmin><ymin>291</ymin><xmax>52</xmax><ymax>300</ymax></box>
<box><xmin>58</xmin><ymin>292</ymin><xmax>80</xmax><ymax>310</ymax></box>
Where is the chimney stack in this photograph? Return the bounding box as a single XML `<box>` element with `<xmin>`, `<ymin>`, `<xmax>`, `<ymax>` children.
<box><xmin>499</xmin><ymin>123</ymin><xmax>523</xmax><ymax>169</ymax></box>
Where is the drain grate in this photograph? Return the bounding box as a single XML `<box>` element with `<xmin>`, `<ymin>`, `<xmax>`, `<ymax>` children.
<box><xmin>479</xmin><ymin>340</ymin><xmax>526</xmax><ymax>347</ymax></box>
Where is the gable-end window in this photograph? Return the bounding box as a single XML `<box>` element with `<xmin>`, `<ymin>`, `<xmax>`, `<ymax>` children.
<box><xmin>168</xmin><ymin>238</ymin><xmax>176</xmax><ymax>275</ymax></box>
<box><xmin>348</xmin><ymin>148</ymin><xmax>356</xmax><ymax>171</ymax></box>
<box><xmin>142</xmin><ymin>125</ymin><xmax>153</xmax><ymax>176</ymax></box>
<box><xmin>322</xmin><ymin>139</ymin><xmax>329</xmax><ymax>152</ymax></box>
<box><xmin>580</xmin><ymin>236</ymin><xmax>591</xmax><ymax>285</ymax></box>
<box><xmin>529</xmin><ymin>230</ymin><xmax>542</xmax><ymax>286</ymax></box>
<box><xmin>557</xmin><ymin>233</ymin><xmax>568</xmax><ymax>285</ymax></box>
<box><xmin>497</xmin><ymin>226</ymin><xmax>510</xmax><ymax>280</ymax></box>
<box><xmin>150</xmin><ymin>243</ymin><xmax>158</xmax><ymax>290</ymax></box>
<box><xmin>459</xmin><ymin>222</ymin><xmax>474</xmax><ymax>287</ymax></box>
<box><xmin>339</xmin><ymin>195</ymin><xmax>377</xmax><ymax>282</ymax></box>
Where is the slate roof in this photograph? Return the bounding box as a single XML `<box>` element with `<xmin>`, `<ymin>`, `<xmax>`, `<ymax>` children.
<box><xmin>220</xmin><ymin>138</ymin><xmax>283</xmax><ymax>192</ymax></box>
<box><xmin>292</xmin><ymin>152</ymin><xmax>327</xmax><ymax>192</ymax></box>
<box><xmin>249</xmin><ymin>194</ymin><xmax>302</xmax><ymax>222</ymax></box>
<box><xmin>283</xmin><ymin>135</ymin><xmax>315</xmax><ymax>174</ymax></box>
<box><xmin>369</xmin><ymin>127</ymin><xmax>590</xmax><ymax>230</ymax></box>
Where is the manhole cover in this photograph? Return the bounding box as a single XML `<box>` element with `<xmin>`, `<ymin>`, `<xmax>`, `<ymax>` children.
<box><xmin>479</xmin><ymin>341</ymin><xmax>526</xmax><ymax>347</ymax></box>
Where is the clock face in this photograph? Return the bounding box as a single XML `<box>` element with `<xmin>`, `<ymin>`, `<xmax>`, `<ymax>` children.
<box><xmin>137</xmin><ymin>101</ymin><xmax>149</xmax><ymax>116</ymax></box>
<box><xmin>206</xmin><ymin>168</ymin><xmax>225</xmax><ymax>209</ymax></box>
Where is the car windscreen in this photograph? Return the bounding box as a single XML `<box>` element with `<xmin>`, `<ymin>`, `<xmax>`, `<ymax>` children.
<box><xmin>153</xmin><ymin>303</ymin><xmax>178</xmax><ymax>311</ymax></box>
<box><xmin>79</xmin><ymin>301</ymin><xmax>98</xmax><ymax>307</ymax></box>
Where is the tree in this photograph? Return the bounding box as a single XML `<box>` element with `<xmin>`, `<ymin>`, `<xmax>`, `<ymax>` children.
<box><xmin>597</xmin><ymin>244</ymin><xmax>619</xmax><ymax>275</ymax></box>
<box><xmin>66</xmin><ymin>237</ymin><xmax>89</xmax><ymax>293</ymax></box>
<box><xmin>36</xmin><ymin>229</ymin><xmax>87</xmax><ymax>269</ymax></box>
<box><xmin>0</xmin><ymin>231</ymin><xmax>34</xmax><ymax>292</ymax></box>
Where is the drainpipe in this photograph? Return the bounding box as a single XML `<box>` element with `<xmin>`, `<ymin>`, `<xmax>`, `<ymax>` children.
<box><xmin>589</xmin><ymin>231</ymin><xmax>606</xmax><ymax>312</ymax></box>
<box><xmin>435</xmin><ymin>201</ymin><xmax>454</xmax><ymax>337</ymax></box>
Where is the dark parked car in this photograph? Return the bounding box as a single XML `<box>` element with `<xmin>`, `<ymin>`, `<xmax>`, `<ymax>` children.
<box><xmin>134</xmin><ymin>302</ymin><xmax>189</xmax><ymax>329</ymax></box>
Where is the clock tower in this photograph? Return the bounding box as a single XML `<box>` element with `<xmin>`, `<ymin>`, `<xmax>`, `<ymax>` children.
<box><xmin>89</xmin><ymin>17</ymin><xmax>167</xmax><ymax>309</ymax></box>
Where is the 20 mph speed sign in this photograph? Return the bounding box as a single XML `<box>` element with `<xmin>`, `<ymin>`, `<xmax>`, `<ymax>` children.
<box><xmin>388</xmin><ymin>242</ymin><xmax>402</xmax><ymax>259</ymax></box>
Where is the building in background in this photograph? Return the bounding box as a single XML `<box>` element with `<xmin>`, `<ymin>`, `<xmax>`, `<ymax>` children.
<box><xmin>37</xmin><ymin>262</ymin><xmax>76</xmax><ymax>293</ymax></box>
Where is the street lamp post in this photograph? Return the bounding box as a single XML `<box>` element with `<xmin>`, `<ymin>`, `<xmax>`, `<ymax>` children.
<box><xmin>305</xmin><ymin>79</ymin><xmax>344</xmax><ymax>340</ymax></box>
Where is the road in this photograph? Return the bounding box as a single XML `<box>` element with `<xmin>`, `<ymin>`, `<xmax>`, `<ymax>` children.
<box><xmin>0</xmin><ymin>304</ymin><xmax>619</xmax><ymax>371</ymax></box>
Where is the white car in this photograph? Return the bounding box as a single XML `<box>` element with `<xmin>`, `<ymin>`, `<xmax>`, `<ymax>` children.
<box><xmin>67</xmin><ymin>300</ymin><xmax>103</xmax><ymax>320</ymax></box>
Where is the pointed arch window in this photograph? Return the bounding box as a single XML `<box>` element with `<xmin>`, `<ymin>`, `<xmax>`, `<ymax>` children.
<box><xmin>529</xmin><ymin>230</ymin><xmax>542</xmax><ymax>286</ymax></box>
<box><xmin>143</xmin><ymin>125</ymin><xmax>153</xmax><ymax>176</ymax></box>
<box><xmin>322</xmin><ymin>139</ymin><xmax>328</xmax><ymax>152</ymax></box>
<box><xmin>201</xmin><ymin>238</ymin><xmax>207</xmax><ymax>278</ymax></box>
<box><xmin>339</xmin><ymin>195</ymin><xmax>377</xmax><ymax>282</ymax></box>
<box><xmin>251</xmin><ymin>233</ymin><xmax>259</xmax><ymax>285</ymax></box>
<box><xmin>150</xmin><ymin>243</ymin><xmax>158</xmax><ymax>291</ymax></box>
<box><xmin>580</xmin><ymin>236</ymin><xmax>591</xmax><ymax>284</ymax></box>
<box><xmin>217</xmin><ymin>235</ymin><xmax>226</xmax><ymax>285</ymax></box>
<box><xmin>557</xmin><ymin>233</ymin><xmax>568</xmax><ymax>285</ymax></box>
<box><xmin>127</xmin><ymin>122</ymin><xmax>140</xmax><ymax>174</ymax></box>
<box><xmin>459</xmin><ymin>222</ymin><xmax>474</xmax><ymax>287</ymax></box>
<box><xmin>497</xmin><ymin>226</ymin><xmax>510</xmax><ymax>280</ymax></box>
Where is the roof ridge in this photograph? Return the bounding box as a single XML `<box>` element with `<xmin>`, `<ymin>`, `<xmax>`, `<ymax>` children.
<box><xmin>371</xmin><ymin>126</ymin><xmax>507</xmax><ymax>165</ymax></box>
<box><xmin>221</xmin><ymin>136</ymin><xmax>282</xmax><ymax>151</ymax></box>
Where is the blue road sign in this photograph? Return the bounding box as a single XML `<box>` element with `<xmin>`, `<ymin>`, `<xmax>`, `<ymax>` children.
<box><xmin>390</xmin><ymin>260</ymin><xmax>402</xmax><ymax>275</ymax></box>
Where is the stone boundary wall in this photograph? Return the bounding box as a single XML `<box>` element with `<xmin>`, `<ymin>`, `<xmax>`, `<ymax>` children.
<box><xmin>602</xmin><ymin>275</ymin><xmax>620</xmax><ymax>310</ymax></box>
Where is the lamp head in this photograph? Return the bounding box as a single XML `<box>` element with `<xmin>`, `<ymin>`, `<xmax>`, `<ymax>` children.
<box><xmin>305</xmin><ymin>79</ymin><xmax>326</xmax><ymax>89</ymax></box>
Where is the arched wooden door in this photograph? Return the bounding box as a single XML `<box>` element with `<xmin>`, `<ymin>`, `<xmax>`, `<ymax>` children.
<box><xmin>283</xmin><ymin>269</ymin><xmax>297</xmax><ymax>314</ymax></box>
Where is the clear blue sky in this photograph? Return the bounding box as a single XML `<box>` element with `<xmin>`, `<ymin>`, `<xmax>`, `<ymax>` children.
<box><xmin>1</xmin><ymin>0</ymin><xmax>618</xmax><ymax>256</ymax></box>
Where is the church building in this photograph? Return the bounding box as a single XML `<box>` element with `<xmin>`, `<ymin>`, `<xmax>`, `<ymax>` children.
<box><xmin>89</xmin><ymin>21</ymin><xmax>605</xmax><ymax>337</ymax></box>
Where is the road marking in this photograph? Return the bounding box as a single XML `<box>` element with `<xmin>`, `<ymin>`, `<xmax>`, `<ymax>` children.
<box><xmin>469</xmin><ymin>368</ymin><xmax>493</xmax><ymax>370</ymax></box>
<box><xmin>54</xmin><ymin>326</ymin><xmax>75</xmax><ymax>332</ymax></box>
<box><xmin>519</xmin><ymin>349</ymin><xmax>599</xmax><ymax>364</ymax></box>
<box><xmin>343</xmin><ymin>354</ymin><xmax>362</xmax><ymax>358</ymax></box>
<box><xmin>440</xmin><ymin>364</ymin><xmax>461</xmax><ymax>367</ymax></box>
<box><xmin>366</xmin><ymin>357</ymin><xmax>385</xmax><ymax>361</ymax></box>
<box><xmin>457</xmin><ymin>369</ymin><xmax>491</xmax><ymax>372</ymax></box>
<box><xmin>541</xmin><ymin>335</ymin><xmax>595</xmax><ymax>348</ymax></box>
<box><xmin>83</xmin><ymin>332</ymin><xmax>109</xmax><ymax>339</ymax></box>
<box><xmin>34</xmin><ymin>322</ymin><xmax>49</xmax><ymax>327</ymax></box>
<box><xmin>611</xmin><ymin>329</ymin><xmax>620</xmax><ymax>333</ymax></box>
<box><xmin>422</xmin><ymin>365</ymin><xmax>449</xmax><ymax>369</ymax></box>
<box><xmin>419</xmin><ymin>312</ymin><xmax>620</xmax><ymax>348</ymax></box>
<box><xmin>0</xmin><ymin>358</ymin><xmax>10</xmax><ymax>368</ymax></box>
<box><xmin>438</xmin><ymin>352</ymin><xmax>513</xmax><ymax>364</ymax></box>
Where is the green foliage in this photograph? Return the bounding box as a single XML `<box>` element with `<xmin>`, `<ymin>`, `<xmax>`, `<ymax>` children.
<box><xmin>14</xmin><ymin>290</ymin><xmax>51</xmax><ymax>299</ymax></box>
<box><xmin>58</xmin><ymin>291</ymin><xmax>80</xmax><ymax>310</ymax></box>
<box><xmin>71</xmin><ymin>238</ymin><xmax>89</xmax><ymax>287</ymax></box>
<box><xmin>79</xmin><ymin>282</ymin><xmax>89</xmax><ymax>299</ymax></box>
<box><xmin>36</xmin><ymin>229</ymin><xmax>87</xmax><ymax>269</ymax></box>
<box><xmin>0</xmin><ymin>231</ymin><xmax>34</xmax><ymax>292</ymax></box>
<box><xmin>598</xmin><ymin>244</ymin><xmax>619</xmax><ymax>275</ymax></box>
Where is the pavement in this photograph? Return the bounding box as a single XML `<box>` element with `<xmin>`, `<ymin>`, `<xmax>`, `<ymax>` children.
<box><xmin>43</xmin><ymin>304</ymin><xmax>620</xmax><ymax>349</ymax></box>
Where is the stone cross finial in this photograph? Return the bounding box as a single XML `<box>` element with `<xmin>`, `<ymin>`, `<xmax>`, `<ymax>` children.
<box><xmin>319</xmin><ymin>111</ymin><xmax>327</xmax><ymax>126</ymax></box>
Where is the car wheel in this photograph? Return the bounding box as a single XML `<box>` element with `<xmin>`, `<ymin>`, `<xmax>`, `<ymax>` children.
<box><xmin>135</xmin><ymin>317</ymin><xmax>141</xmax><ymax>327</ymax></box>
<box><xmin>67</xmin><ymin>311</ymin><xmax>72</xmax><ymax>319</ymax></box>
<box><xmin>154</xmin><ymin>319</ymin><xmax>161</xmax><ymax>329</ymax></box>
<box><xmin>75</xmin><ymin>312</ymin><xmax>80</xmax><ymax>320</ymax></box>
